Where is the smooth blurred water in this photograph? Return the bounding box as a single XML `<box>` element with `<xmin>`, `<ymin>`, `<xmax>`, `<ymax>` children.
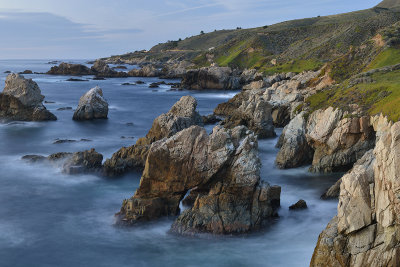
<box><xmin>0</xmin><ymin>60</ymin><xmax>340</xmax><ymax>267</ymax></box>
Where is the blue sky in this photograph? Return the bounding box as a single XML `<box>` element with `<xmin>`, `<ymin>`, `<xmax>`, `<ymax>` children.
<box><xmin>0</xmin><ymin>0</ymin><xmax>382</xmax><ymax>59</ymax></box>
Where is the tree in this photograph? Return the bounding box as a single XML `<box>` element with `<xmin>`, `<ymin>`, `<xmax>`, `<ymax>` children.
<box><xmin>200</xmin><ymin>30</ymin><xmax>205</xmax><ymax>35</ymax></box>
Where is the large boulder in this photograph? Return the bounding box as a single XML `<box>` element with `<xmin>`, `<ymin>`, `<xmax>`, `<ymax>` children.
<box><xmin>0</xmin><ymin>74</ymin><xmax>56</xmax><ymax>121</ymax></box>
<box><xmin>180</xmin><ymin>66</ymin><xmax>241</xmax><ymax>90</ymax></box>
<box><xmin>117</xmin><ymin>125</ymin><xmax>281</xmax><ymax>235</ymax></box>
<box><xmin>311</xmin><ymin>122</ymin><xmax>400</xmax><ymax>267</ymax></box>
<box><xmin>276</xmin><ymin>112</ymin><xmax>313</xmax><ymax>168</ymax></box>
<box><xmin>73</xmin><ymin>86</ymin><xmax>109</xmax><ymax>121</ymax></box>
<box><xmin>215</xmin><ymin>89</ymin><xmax>275</xmax><ymax>138</ymax></box>
<box><xmin>103</xmin><ymin>95</ymin><xmax>203</xmax><ymax>176</ymax></box>
<box><xmin>47</xmin><ymin>62</ymin><xmax>93</xmax><ymax>75</ymax></box>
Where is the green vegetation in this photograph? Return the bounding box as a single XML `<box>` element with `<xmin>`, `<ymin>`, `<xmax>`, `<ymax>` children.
<box><xmin>366</xmin><ymin>47</ymin><xmax>400</xmax><ymax>70</ymax></box>
<box><xmin>261</xmin><ymin>59</ymin><xmax>323</xmax><ymax>75</ymax></box>
<box><xmin>306</xmin><ymin>69</ymin><xmax>400</xmax><ymax>121</ymax></box>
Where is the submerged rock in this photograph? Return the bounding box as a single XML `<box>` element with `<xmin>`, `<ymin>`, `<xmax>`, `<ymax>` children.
<box><xmin>103</xmin><ymin>95</ymin><xmax>203</xmax><ymax>176</ymax></box>
<box><xmin>0</xmin><ymin>74</ymin><xmax>56</xmax><ymax>121</ymax></box>
<box><xmin>73</xmin><ymin>86</ymin><xmax>108</xmax><ymax>121</ymax></box>
<box><xmin>117</xmin><ymin>125</ymin><xmax>281</xmax><ymax>235</ymax></box>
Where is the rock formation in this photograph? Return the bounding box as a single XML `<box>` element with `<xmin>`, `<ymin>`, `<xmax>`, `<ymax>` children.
<box><xmin>103</xmin><ymin>95</ymin><xmax>203</xmax><ymax>176</ymax></box>
<box><xmin>117</xmin><ymin>125</ymin><xmax>281</xmax><ymax>235</ymax></box>
<box><xmin>73</xmin><ymin>86</ymin><xmax>109</xmax><ymax>121</ymax></box>
<box><xmin>215</xmin><ymin>89</ymin><xmax>276</xmax><ymax>138</ymax></box>
<box><xmin>47</xmin><ymin>62</ymin><xmax>93</xmax><ymax>75</ymax></box>
<box><xmin>311</xmin><ymin>121</ymin><xmax>400</xmax><ymax>266</ymax></box>
<box><xmin>128</xmin><ymin>65</ymin><xmax>161</xmax><ymax>77</ymax></box>
<box><xmin>91</xmin><ymin>60</ymin><xmax>128</xmax><ymax>78</ymax></box>
<box><xmin>181</xmin><ymin>66</ymin><xmax>241</xmax><ymax>90</ymax></box>
<box><xmin>276</xmin><ymin>107</ymin><xmax>375</xmax><ymax>172</ymax></box>
<box><xmin>0</xmin><ymin>74</ymin><xmax>56</xmax><ymax>121</ymax></box>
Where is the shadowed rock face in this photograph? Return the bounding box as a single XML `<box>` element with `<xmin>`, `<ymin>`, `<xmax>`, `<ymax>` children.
<box><xmin>128</xmin><ymin>65</ymin><xmax>161</xmax><ymax>77</ymax></box>
<box><xmin>181</xmin><ymin>67</ymin><xmax>241</xmax><ymax>90</ymax></box>
<box><xmin>311</xmin><ymin>121</ymin><xmax>400</xmax><ymax>267</ymax></box>
<box><xmin>73</xmin><ymin>86</ymin><xmax>109</xmax><ymax>121</ymax></box>
<box><xmin>117</xmin><ymin>125</ymin><xmax>281</xmax><ymax>235</ymax></box>
<box><xmin>47</xmin><ymin>63</ymin><xmax>93</xmax><ymax>75</ymax></box>
<box><xmin>0</xmin><ymin>74</ymin><xmax>56</xmax><ymax>121</ymax></box>
<box><xmin>103</xmin><ymin>95</ymin><xmax>203</xmax><ymax>177</ymax></box>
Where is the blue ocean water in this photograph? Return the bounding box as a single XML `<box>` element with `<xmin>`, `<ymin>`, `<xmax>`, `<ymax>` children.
<box><xmin>0</xmin><ymin>60</ymin><xmax>339</xmax><ymax>267</ymax></box>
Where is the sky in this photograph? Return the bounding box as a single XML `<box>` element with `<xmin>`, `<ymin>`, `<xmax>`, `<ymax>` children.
<box><xmin>0</xmin><ymin>0</ymin><xmax>383</xmax><ymax>59</ymax></box>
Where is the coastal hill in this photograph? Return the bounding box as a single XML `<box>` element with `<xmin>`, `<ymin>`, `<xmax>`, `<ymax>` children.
<box><xmin>106</xmin><ymin>0</ymin><xmax>400</xmax><ymax>76</ymax></box>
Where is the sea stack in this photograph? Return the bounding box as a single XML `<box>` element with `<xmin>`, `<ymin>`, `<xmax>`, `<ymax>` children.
<box><xmin>73</xmin><ymin>86</ymin><xmax>109</xmax><ymax>121</ymax></box>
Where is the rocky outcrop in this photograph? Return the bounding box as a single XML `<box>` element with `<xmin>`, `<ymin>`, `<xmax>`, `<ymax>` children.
<box><xmin>73</xmin><ymin>86</ymin><xmax>109</xmax><ymax>121</ymax></box>
<box><xmin>22</xmin><ymin>149</ymin><xmax>103</xmax><ymax>175</ymax></box>
<box><xmin>276</xmin><ymin>107</ymin><xmax>375</xmax><ymax>172</ymax></box>
<box><xmin>306</xmin><ymin>108</ymin><xmax>375</xmax><ymax>173</ymax></box>
<box><xmin>160</xmin><ymin>61</ymin><xmax>194</xmax><ymax>79</ymax></box>
<box><xmin>181</xmin><ymin>67</ymin><xmax>241</xmax><ymax>90</ymax></box>
<box><xmin>117</xmin><ymin>125</ymin><xmax>281</xmax><ymax>235</ymax></box>
<box><xmin>91</xmin><ymin>60</ymin><xmax>128</xmax><ymax>78</ymax></box>
<box><xmin>289</xmin><ymin>199</ymin><xmax>307</xmax><ymax>210</ymax></box>
<box><xmin>276</xmin><ymin>112</ymin><xmax>313</xmax><ymax>168</ymax></box>
<box><xmin>0</xmin><ymin>74</ymin><xmax>56</xmax><ymax>121</ymax></box>
<box><xmin>215</xmin><ymin>89</ymin><xmax>275</xmax><ymax>138</ymax></box>
<box><xmin>128</xmin><ymin>65</ymin><xmax>161</xmax><ymax>77</ymax></box>
<box><xmin>47</xmin><ymin>63</ymin><xmax>93</xmax><ymax>75</ymax></box>
<box><xmin>103</xmin><ymin>96</ymin><xmax>203</xmax><ymax>176</ymax></box>
<box><xmin>310</xmin><ymin>121</ymin><xmax>400</xmax><ymax>267</ymax></box>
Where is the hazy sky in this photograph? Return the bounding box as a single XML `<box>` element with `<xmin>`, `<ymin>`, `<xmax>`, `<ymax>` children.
<box><xmin>0</xmin><ymin>0</ymin><xmax>382</xmax><ymax>59</ymax></box>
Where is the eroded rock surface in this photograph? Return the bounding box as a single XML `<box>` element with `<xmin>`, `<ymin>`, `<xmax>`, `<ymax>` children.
<box><xmin>103</xmin><ymin>95</ymin><xmax>203</xmax><ymax>176</ymax></box>
<box><xmin>311</xmin><ymin>122</ymin><xmax>400</xmax><ymax>267</ymax></box>
<box><xmin>117</xmin><ymin>125</ymin><xmax>281</xmax><ymax>235</ymax></box>
<box><xmin>73</xmin><ymin>86</ymin><xmax>109</xmax><ymax>121</ymax></box>
<box><xmin>47</xmin><ymin>63</ymin><xmax>93</xmax><ymax>75</ymax></box>
<box><xmin>0</xmin><ymin>74</ymin><xmax>56</xmax><ymax>121</ymax></box>
<box><xmin>181</xmin><ymin>66</ymin><xmax>241</xmax><ymax>90</ymax></box>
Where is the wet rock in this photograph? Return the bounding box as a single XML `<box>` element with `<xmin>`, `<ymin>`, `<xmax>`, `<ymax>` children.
<box><xmin>44</xmin><ymin>101</ymin><xmax>55</xmax><ymax>104</ymax></box>
<box><xmin>289</xmin><ymin>199</ymin><xmax>308</xmax><ymax>210</ymax></box>
<box><xmin>91</xmin><ymin>59</ymin><xmax>128</xmax><ymax>78</ymax></box>
<box><xmin>113</xmin><ymin>65</ymin><xmax>127</xmax><ymax>70</ymax></box>
<box><xmin>181</xmin><ymin>66</ymin><xmax>241</xmax><ymax>90</ymax></box>
<box><xmin>0</xmin><ymin>74</ymin><xmax>56</xmax><ymax>121</ymax></box>
<box><xmin>62</xmin><ymin>148</ymin><xmax>103</xmax><ymax>174</ymax></box>
<box><xmin>149</xmin><ymin>83</ymin><xmax>159</xmax><ymax>88</ymax></box>
<box><xmin>135</xmin><ymin>80</ymin><xmax>145</xmax><ymax>84</ymax></box>
<box><xmin>47</xmin><ymin>63</ymin><xmax>93</xmax><ymax>75</ymax></box>
<box><xmin>19</xmin><ymin>70</ymin><xmax>33</xmax><ymax>74</ymax></box>
<box><xmin>53</xmin><ymin>139</ymin><xmax>77</xmax><ymax>144</ymax></box>
<box><xmin>22</xmin><ymin>155</ymin><xmax>47</xmax><ymax>163</ymax></box>
<box><xmin>121</xmin><ymin>83</ymin><xmax>136</xmax><ymax>86</ymax></box>
<box><xmin>73</xmin><ymin>86</ymin><xmax>108</xmax><ymax>121</ymax></box>
<box><xmin>103</xmin><ymin>95</ymin><xmax>203</xmax><ymax>176</ymax></box>
<box><xmin>57</xmin><ymin>107</ymin><xmax>72</xmax><ymax>111</ymax></box>
<box><xmin>117</xmin><ymin>125</ymin><xmax>281</xmax><ymax>235</ymax></box>
<box><xmin>4</xmin><ymin>71</ymin><xmax>11</xmax><ymax>74</ymax></box>
<box><xmin>66</xmin><ymin>78</ymin><xmax>89</xmax><ymax>82</ymax></box>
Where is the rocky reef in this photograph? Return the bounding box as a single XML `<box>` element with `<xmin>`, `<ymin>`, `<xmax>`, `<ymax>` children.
<box><xmin>117</xmin><ymin>125</ymin><xmax>281</xmax><ymax>235</ymax></box>
<box><xmin>47</xmin><ymin>63</ymin><xmax>93</xmax><ymax>76</ymax></box>
<box><xmin>311</xmin><ymin>118</ymin><xmax>400</xmax><ymax>267</ymax></box>
<box><xmin>103</xmin><ymin>95</ymin><xmax>203</xmax><ymax>176</ymax></box>
<box><xmin>0</xmin><ymin>74</ymin><xmax>56</xmax><ymax>121</ymax></box>
<box><xmin>73</xmin><ymin>86</ymin><xmax>109</xmax><ymax>121</ymax></box>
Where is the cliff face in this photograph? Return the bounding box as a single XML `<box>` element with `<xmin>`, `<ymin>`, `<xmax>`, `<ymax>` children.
<box><xmin>311</xmin><ymin>119</ymin><xmax>400</xmax><ymax>267</ymax></box>
<box><xmin>377</xmin><ymin>0</ymin><xmax>400</xmax><ymax>9</ymax></box>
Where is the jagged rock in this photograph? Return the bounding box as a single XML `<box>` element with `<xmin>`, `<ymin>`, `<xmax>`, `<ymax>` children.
<box><xmin>128</xmin><ymin>65</ymin><xmax>160</xmax><ymax>77</ymax></box>
<box><xmin>91</xmin><ymin>60</ymin><xmax>128</xmax><ymax>78</ymax></box>
<box><xmin>181</xmin><ymin>66</ymin><xmax>241</xmax><ymax>90</ymax></box>
<box><xmin>276</xmin><ymin>112</ymin><xmax>313</xmax><ymax>168</ymax></box>
<box><xmin>19</xmin><ymin>70</ymin><xmax>33</xmax><ymax>74</ymax></box>
<box><xmin>0</xmin><ymin>74</ymin><xmax>56</xmax><ymax>121</ymax></box>
<box><xmin>62</xmin><ymin>149</ymin><xmax>103</xmax><ymax>174</ymax></box>
<box><xmin>271</xmin><ymin>104</ymin><xmax>291</xmax><ymax>127</ymax></box>
<box><xmin>321</xmin><ymin>179</ymin><xmax>341</xmax><ymax>200</ymax></box>
<box><xmin>216</xmin><ymin>89</ymin><xmax>275</xmax><ymax>138</ymax></box>
<box><xmin>202</xmin><ymin>114</ymin><xmax>221</xmax><ymax>125</ymax></box>
<box><xmin>103</xmin><ymin>95</ymin><xmax>203</xmax><ymax>176</ymax></box>
<box><xmin>160</xmin><ymin>61</ymin><xmax>194</xmax><ymax>79</ymax></box>
<box><xmin>289</xmin><ymin>199</ymin><xmax>307</xmax><ymax>210</ymax></box>
<box><xmin>117</xmin><ymin>125</ymin><xmax>281</xmax><ymax>235</ymax></box>
<box><xmin>307</xmin><ymin>108</ymin><xmax>375</xmax><ymax>173</ymax></box>
<box><xmin>311</xmin><ymin>123</ymin><xmax>400</xmax><ymax>266</ymax></box>
<box><xmin>73</xmin><ymin>86</ymin><xmax>108</xmax><ymax>121</ymax></box>
<box><xmin>47</xmin><ymin>62</ymin><xmax>93</xmax><ymax>75</ymax></box>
